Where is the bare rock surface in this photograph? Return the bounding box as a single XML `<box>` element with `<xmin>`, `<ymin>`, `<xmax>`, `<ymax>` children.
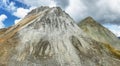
<box><xmin>0</xmin><ymin>6</ymin><xmax>120</xmax><ymax>66</ymax></box>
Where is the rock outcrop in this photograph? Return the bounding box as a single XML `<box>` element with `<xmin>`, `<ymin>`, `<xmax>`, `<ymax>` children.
<box><xmin>0</xmin><ymin>6</ymin><xmax>120</xmax><ymax>66</ymax></box>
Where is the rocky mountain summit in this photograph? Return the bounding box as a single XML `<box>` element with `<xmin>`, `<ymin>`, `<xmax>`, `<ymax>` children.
<box><xmin>78</xmin><ymin>17</ymin><xmax>120</xmax><ymax>50</ymax></box>
<box><xmin>0</xmin><ymin>6</ymin><xmax>120</xmax><ymax>66</ymax></box>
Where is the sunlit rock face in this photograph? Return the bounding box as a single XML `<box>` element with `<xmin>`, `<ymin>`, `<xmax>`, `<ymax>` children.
<box><xmin>0</xmin><ymin>6</ymin><xmax>120</xmax><ymax>66</ymax></box>
<box><xmin>8</xmin><ymin>6</ymin><xmax>83</xmax><ymax>66</ymax></box>
<box><xmin>78</xmin><ymin>17</ymin><xmax>120</xmax><ymax>50</ymax></box>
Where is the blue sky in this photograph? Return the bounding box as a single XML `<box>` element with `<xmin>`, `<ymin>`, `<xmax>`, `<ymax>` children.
<box><xmin>0</xmin><ymin>0</ymin><xmax>120</xmax><ymax>36</ymax></box>
<box><xmin>0</xmin><ymin>0</ymin><xmax>30</xmax><ymax>27</ymax></box>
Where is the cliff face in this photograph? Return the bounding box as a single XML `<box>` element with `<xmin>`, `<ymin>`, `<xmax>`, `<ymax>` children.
<box><xmin>78</xmin><ymin>17</ymin><xmax>120</xmax><ymax>50</ymax></box>
<box><xmin>0</xmin><ymin>7</ymin><xmax>120</xmax><ymax>66</ymax></box>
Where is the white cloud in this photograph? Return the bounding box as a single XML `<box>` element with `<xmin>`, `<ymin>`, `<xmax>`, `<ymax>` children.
<box><xmin>65</xmin><ymin>0</ymin><xmax>87</xmax><ymax>22</ymax></box>
<box><xmin>0</xmin><ymin>0</ymin><xmax>9</xmax><ymax>7</ymax></box>
<box><xmin>7</xmin><ymin>2</ymin><xmax>16</xmax><ymax>11</ymax></box>
<box><xmin>0</xmin><ymin>0</ymin><xmax>36</xmax><ymax>25</ymax></box>
<box><xmin>0</xmin><ymin>14</ymin><xmax>7</xmax><ymax>28</ymax></box>
<box><xmin>0</xmin><ymin>0</ymin><xmax>16</xmax><ymax>12</ymax></box>
<box><xmin>66</xmin><ymin>0</ymin><xmax>120</xmax><ymax>23</ymax></box>
<box><xmin>13</xmin><ymin>7</ymin><xmax>30</xmax><ymax>18</ymax></box>
<box><xmin>13</xmin><ymin>6</ymin><xmax>36</xmax><ymax>18</ymax></box>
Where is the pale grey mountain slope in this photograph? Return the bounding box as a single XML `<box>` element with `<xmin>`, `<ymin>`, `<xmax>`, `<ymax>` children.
<box><xmin>0</xmin><ymin>6</ymin><xmax>120</xmax><ymax>66</ymax></box>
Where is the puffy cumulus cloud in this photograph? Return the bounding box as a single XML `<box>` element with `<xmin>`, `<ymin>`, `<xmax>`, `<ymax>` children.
<box><xmin>13</xmin><ymin>7</ymin><xmax>30</xmax><ymax>18</ymax></box>
<box><xmin>13</xmin><ymin>8</ymin><xmax>29</xmax><ymax>18</ymax></box>
<box><xmin>0</xmin><ymin>14</ymin><xmax>7</xmax><ymax>28</ymax></box>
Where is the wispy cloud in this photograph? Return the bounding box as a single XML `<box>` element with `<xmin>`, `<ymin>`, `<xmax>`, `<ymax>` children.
<box><xmin>0</xmin><ymin>14</ymin><xmax>7</xmax><ymax>28</ymax></box>
<box><xmin>0</xmin><ymin>0</ymin><xmax>16</xmax><ymax>12</ymax></box>
<box><xmin>16</xmin><ymin>0</ymin><xmax>69</xmax><ymax>10</ymax></box>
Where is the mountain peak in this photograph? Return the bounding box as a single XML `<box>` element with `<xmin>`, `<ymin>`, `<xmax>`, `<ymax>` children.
<box><xmin>0</xmin><ymin>6</ymin><xmax>69</xmax><ymax>42</ymax></box>
<box><xmin>5</xmin><ymin>6</ymin><xmax>86</xmax><ymax>66</ymax></box>
<box><xmin>1</xmin><ymin>6</ymin><xmax>120</xmax><ymax>66</ymax></box>
<box><xmin>82</xmin><ymin>16</ymin><xmax>94</xmax><ymax>22</ymax></box>
<box><xmin>23</xmin><ymin>6</ymin><xmax>78</xmax><ymax>32</ymax></box>
<box><xmin>85</xmin><ymin>16</ymin><xmax>94</xmax><ymax>20</ymax></box>
<box><xmin>79</xmin><ymin>16</ymin><xmax>102</xmax><ymax>27</ymax></box>
<box><xmin>27</xmin><ymin>6</ymin><xmax>63</xmax><ymax>17</ymax></box>
<box><xmin>78</xmin><ymin>16</ymin><xmax>120</xmax><ymax>50</ymax></box>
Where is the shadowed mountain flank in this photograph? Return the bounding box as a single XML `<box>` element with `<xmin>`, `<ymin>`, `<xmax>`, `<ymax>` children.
<box><xmin>0</xmin><ymin>7</ymin><xmax>120</xmax><ymax>66</ymax></box>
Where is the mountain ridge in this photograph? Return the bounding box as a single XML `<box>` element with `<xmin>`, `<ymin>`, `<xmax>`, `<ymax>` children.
<box><xmin>0</xmin><ymin>6</ymin><xmax>120</xmax><ymax>66</ymax></box>
<box><xmin>78</xmin><ymin>17</ymin><xmax>120</xmax><ymax>50</ymax></box>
